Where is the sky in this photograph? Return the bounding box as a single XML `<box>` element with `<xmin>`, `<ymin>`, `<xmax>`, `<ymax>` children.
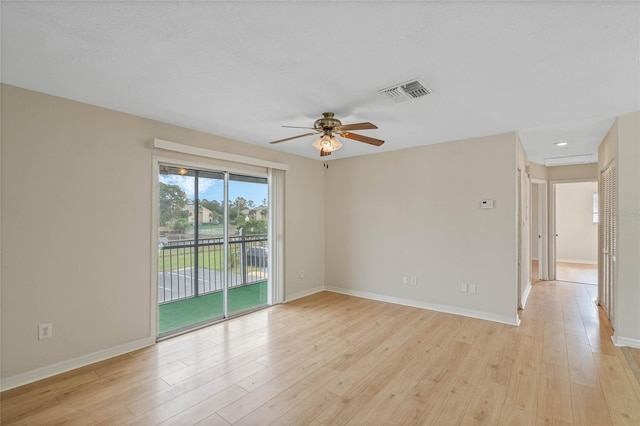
<box><xmin>160</xmin><ymin>174</ymin><xmax>268</xmax><ymax>205</ymax></box>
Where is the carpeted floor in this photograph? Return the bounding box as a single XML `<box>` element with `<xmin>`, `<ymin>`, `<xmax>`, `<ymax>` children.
<box><xmin>159</xmin><ymin>280</ymin><xmax>267</xmax><ymax>333</ymax></box>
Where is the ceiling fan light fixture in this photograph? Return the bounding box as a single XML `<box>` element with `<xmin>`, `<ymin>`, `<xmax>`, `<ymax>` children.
<box><xmin>312</xmin><ymin>134</ymin><xmax>342</xmax><ymax>152</ymax></box>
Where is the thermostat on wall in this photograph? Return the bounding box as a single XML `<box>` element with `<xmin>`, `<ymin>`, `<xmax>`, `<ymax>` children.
<box><xmin>481</xmin><ymin>199</ymin><xmax>495</xmax><ymax>209</ymax></box>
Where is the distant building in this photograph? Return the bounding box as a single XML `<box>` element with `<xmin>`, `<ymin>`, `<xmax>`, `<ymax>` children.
<box><xmin>242</xmin><ymin>205</ymin><xmax>268</xmax><ymax>221</ymax></box>
<box><xmin>184</xmin><ymin>204</ymin><xmax>215</xmax><ymax>224</ymax></box>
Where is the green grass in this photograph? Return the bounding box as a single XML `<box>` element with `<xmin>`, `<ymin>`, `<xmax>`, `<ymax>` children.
<box><xmin>159</xmin><ymin>280</ymin><xmax>268</xmax><ymax>334</ymax></box>
<box><xmin>158</xmin><ymin>246</ymin><xmax>262</xmax><ymax>273</ymax></box>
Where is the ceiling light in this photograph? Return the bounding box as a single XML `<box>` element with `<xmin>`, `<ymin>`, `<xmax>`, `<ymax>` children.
<box><xmin>554</xmin><ymin>141</ymin><xmax>568</xmax><ymax>147</ymax></box>
<box><xmin>312</xmin><ymin>134</ymin><xmax>342</xmax><ymax>153</ymax></box>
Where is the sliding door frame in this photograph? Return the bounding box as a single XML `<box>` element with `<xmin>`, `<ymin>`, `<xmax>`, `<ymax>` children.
<box><xmin>151</xmin><ymin>155</ymin><xmax>276</xmax><ymax>340</ymax></box>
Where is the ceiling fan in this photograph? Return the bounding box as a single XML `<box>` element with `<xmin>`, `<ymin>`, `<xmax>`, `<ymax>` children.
<box><xmin>269</xmin><ymin>112</ymin><xmax>384</xmax><ymax>157</ymax></box>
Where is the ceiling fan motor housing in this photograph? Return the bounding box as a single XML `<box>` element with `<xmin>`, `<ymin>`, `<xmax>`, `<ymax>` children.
<box><xmin>314</xmin><ymin>112</ymin><xmax>342</xmax><ymax>132</ymax></box>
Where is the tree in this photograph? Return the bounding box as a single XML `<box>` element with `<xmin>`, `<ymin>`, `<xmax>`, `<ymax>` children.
<box><xmin>260</xmin><ymin>198</ymin><xmax>268</xmax><ymax>219</ymax></box>
<box><xmin>159</xmin><ymin>182</ymin><xmax>189</xmax><ymax>226</ymax></box>
<box><xmin>237</xmin><ymin>218</ymin><xmax>268</xmax><ymax>235</ymax></box>
<box><xmin>173</xmin><ymin>219</ymin><xmax>189</xmax><ymax>233</ymax></box>
<box><xmin>200</xmin><ymin>199</ymin><xmax>224</xmax><ymax>216</ymax></box>
<box><xmin>234</xmin><ymin>214</ymin><xmax>248</xmax><ymax>227</ymax></box>
<box><xmin>234</xmin><ymin>197</ymin><xmax>247</xmax><ymax>213</ymax></box>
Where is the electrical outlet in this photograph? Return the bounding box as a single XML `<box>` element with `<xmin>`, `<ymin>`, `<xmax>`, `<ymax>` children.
<box><xmin>469</xmin><ymin>284</ymin><xmax>477</xmax><ymax>294</ymax></box>
<box><xmin>461</xmin><ymin>283</ymin><xmax>468</xmax><ymax>293</ymax></box>
<box><xmin>38</xmin><ymin>323</ymin><xmax>52</xmax><ymax>340</ymax></box>
<box><xmin>410</xmin><ymin>277</ymin><xmax>417</xmax><ymax>286</ymax></box>
<box><xmin>402</xmin><ymin>276</ymin><xmax>408</xmax><ymax>285</ymax></box>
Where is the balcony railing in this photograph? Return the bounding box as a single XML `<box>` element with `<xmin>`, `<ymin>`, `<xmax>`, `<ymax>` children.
<box><xmin>158</xmin><ymin>232</ymin><xmax>267</xmax><ymax>303</ymax></box>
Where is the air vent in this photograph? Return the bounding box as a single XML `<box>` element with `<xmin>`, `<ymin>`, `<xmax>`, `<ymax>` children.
<box><xmin>378</xmin><ymin>78</ymin><xmax>433</xmax><ymax>103</ymax></box>
<box><xmin>544</xmin><ymin>155</ymin><xmax>591</xmax><ymax>167</ymax></box>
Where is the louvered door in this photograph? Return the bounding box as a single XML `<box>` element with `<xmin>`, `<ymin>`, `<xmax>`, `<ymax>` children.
<box><xmin>600</xmin><ymin>162</ymin><xmax>617</xmax><ymax>324</ymax></box>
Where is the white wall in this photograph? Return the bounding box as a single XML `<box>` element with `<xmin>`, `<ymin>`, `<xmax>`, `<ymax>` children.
<box><xmin>325</xmin><ymin>132</ymin><xmax>520</xmax><ymax>325</ymax></box>
<box><xmin>555</xmin><ymin>181</ymin><xmax>598</xmax><ymax>264</ymax></box>
<box><xmin>0</xmin><ymin>85</ymin><xmax>325</xmax><ymax>383</ymax></box>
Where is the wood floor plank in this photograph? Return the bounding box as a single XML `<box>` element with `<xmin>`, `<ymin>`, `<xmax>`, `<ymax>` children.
<box><xmin>126</xmin><ymin>361</ymin><xmax>265</xmax><ymax>419</ymax></box>
<box><xmin>503</xmin><ymin>339</ymin><xmax>542</xmax><ymax>414</ymax></box>
<box><xmin>570</xmin><ymin>382</ymin><xmax>612</xmax><ymax>426</ymax></box>
<box><xmin>432</xmin><ymin>356</ymin><xmax>485</xmax><ymax>425</ymax></box>
<box><xmin>3</xmin><ymin>283</ymin><xmax>640</xmax><ymax>425</ymax></box>
<box><xmin>270</xmin><ymin>389</ymin><xmax>341</xmax><ymax>425</ymax></box>
<box><xmin>233</xmin><ymin>367</ymin><xmax>339</xmax><ymax>426</ymax></box>
<box><xmin>594</xmin><ymin>353</ymin><xmax>640</xmax><ymax>425</ymax></box>
<box><xmin>459</xmin><ymin>380</ymin><xmax>508</xmax><ymax>426</ymax></box>
<box><xmin>567</xmin><ymin>342</ymin><xmax>601</xmax><ymax>388</ymax></box>
<box><xmin>536</xmin><ymin>361</ymin><xmax>573</xmax><ymax>425</ymax></box>
<box><xmin>344</xmin><ymin>322</ymin><xmax>466</xmax><ymax>425</ymax></box>
<box><xmin>155</xmin><ymin>384</ymin><xmax>247</xmax><ymax>426</ymax></box>
<box><xmin>498</xmin><ymin>404</ymin><xmax>537</xmax><ymax>426</ymax></box>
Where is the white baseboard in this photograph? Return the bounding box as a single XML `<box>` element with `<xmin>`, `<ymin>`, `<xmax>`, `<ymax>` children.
<box><xmin>0</xmin><ymin>337</ymin><xmax>155</xmax><ymax>392</ymax></box>
<box><xmin>556</xmin><ymin>258</ymin><xmax>597</xmax><ymax>265</ymax></box>
<box><xmin>324</xmin><ymin>286</ymin><xmax>520</xmax><ymax>326</ymax></box>
<box><xmin>521</xmin><ymin>282</ymin><xmax>532</xmax><ymax>309</ymax></box>
<box><xmin>284</xmin><ymin>285</ymin><xmax>324</xmax><ymax>303</ymax></box>
<box><xmin>611</xmin><ymin>335</ymin><xmax>640</xmax><ymax>349</ymax></box>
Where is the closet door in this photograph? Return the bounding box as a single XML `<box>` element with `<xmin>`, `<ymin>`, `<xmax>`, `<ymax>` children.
<box><xmin>600</xmin><ymin>162</ymin><xmax>617</xmax><ymax>324</ymax></box>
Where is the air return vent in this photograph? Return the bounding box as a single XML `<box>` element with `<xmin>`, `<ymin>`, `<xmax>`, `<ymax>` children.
<box><xmin>544</xmin><ymin>155</ymin><xmax>591</xmax><ymax>167</ymax></box>
<box><xmin>378</xmin><ymin>78</ymin><xmax>433</xmax><ymax>103</ymax></box>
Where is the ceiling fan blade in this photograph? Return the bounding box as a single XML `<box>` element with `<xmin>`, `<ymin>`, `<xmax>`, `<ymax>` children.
<box><xmin>282</xmin><ymin>125</ymin><xmax>317</xmax><ymax>130</ymax></box>
<box><xmin>269</xmin><ymin>132</ymin><xmax>319</xmax><ymax>144</ymax></box>
<box><xmin>335</xmin><ymin>122</ymin><xmax>378</xmax><ymax>131</ymax></box>
<box><xmin>340</xmin><ymin>132</ymin><xmax>385</xmax><ymax>146</ymax></box>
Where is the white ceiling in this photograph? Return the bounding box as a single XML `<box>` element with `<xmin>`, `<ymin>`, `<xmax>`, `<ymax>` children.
<box><xmin>2</xmin><ymin>1</ymin><xmax>638</xmax><ymax>164</ymax></box>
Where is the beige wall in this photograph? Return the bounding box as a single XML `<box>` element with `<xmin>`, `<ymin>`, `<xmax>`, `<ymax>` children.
<box><xmin>614</xmin><ymin>112</ymin><xmax>640</xmax><ymax>344</ymax></box>
<box><xmin>547</xmin><ymin>163</ymin><xmax>598</xmax><ymax>181</ymax></box>
<box><xmin>516</xmin><ymin>136</ymin><xmax>531</xmax><ymax>306</ymax></box>
<box><xmin>325</xmin><ymin>133</ymin><xmax>520</xmax><ymax>324</ymax></box>
<box><xmin>528</xmin><ymin>162</ymin><xmax>547</xmax><ymax>180</ymax></box>
<box><xmin>0</xmin><ymin>85</ymin><xmax>325</xmax><ymax>381</ymax></box>
<box><xmin>598</xmin><ymin>111</ymin><xmax>640</xmax><ymax>345</ymax></box>
<box><xmin>555</xmin><ymin>182</ymin><xmax>598</xmax><ymax>263</ymax></box>
<box><xmin>531</xmin><ymin>184</ymin><xmax>539</xmax><ymax>259</ymax></box>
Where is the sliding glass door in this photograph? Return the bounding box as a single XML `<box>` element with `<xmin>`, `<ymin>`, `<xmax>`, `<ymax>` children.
<box><xmin>157</xmin><ymin>165</ymin><xmax>269</xmax><ymax>337</ymax></box>
<box><xmin>227</xmin><ymin>174</ymin><xmax>269</xmax><ymax>314</ymax></box>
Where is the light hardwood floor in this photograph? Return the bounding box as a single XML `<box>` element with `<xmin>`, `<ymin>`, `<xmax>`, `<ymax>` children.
<box><xmin>556</xmin><ymin>262</ymin><xmax>598</xmax><ymax>285</ymax></box>
<box><xmin>2</xmin><ymin>281</ymin><xmax>640</xmax><ymax>425</ymax></box>
<box><xmin>531</xmin><ymin>260</ymin><xmax>598</xmax><ymax>285</ymax></box>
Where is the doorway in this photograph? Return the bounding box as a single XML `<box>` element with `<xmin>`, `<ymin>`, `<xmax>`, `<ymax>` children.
<box><xmin>157</xmin><ymin>164</ymin><xmax>270</xmax><ymax>338</ymax></box>
<box><xmin>553</xmin><ymin>181</ymin><xmax>598</xmax><ymax>285</ymax></box>
<box><xmin>530</xmin><ymin>179</ymin><xmax>548</xmax><ymax>284</ymax></box>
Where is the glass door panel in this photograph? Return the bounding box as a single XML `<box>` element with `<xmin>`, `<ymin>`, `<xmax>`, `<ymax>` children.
<box><xmin>158</xmin><ymin>166</ymin><xmax>224</xmax><ymax>336</ymax></box>
<box><xmin>227</xmin><ymin>174</ymin><xmax>269</xmax><ymax>315</ymax></box>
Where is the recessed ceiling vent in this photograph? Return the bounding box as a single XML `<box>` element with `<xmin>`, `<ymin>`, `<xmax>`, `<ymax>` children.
<box><xmin>544</xmin><ymin>154</ymin><xmax>591</xmax><ymax>167</ymax></box>
<box><xmin>378</xmin><ymin>78</ymin><xmax>433</xmax><ymax>103</ymax></box>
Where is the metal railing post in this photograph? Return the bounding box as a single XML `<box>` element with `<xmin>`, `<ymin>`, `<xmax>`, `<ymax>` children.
<box><xmin>240</xmin><ymin>228</ymin><xmax>247</xmax><ymax>286</ymax></box>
